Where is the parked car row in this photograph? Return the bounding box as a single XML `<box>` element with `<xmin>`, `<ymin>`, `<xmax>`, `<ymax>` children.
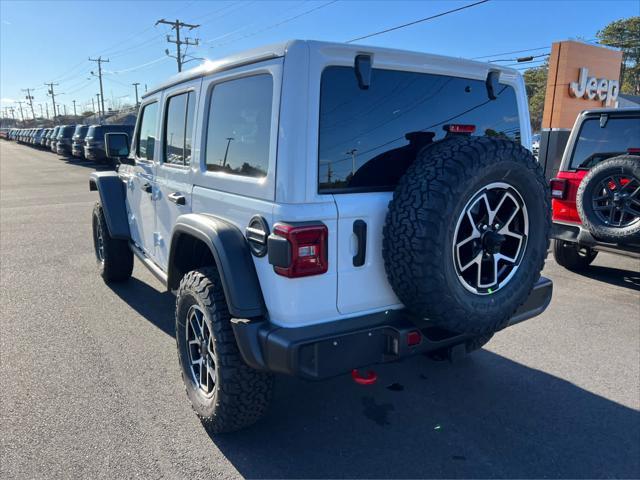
<box><xmin>3</xmin><ymin>124</ymin><xmax>134</xmax><ymax>165</ymax></box>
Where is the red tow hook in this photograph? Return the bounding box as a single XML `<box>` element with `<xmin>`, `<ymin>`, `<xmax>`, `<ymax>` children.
<box><xmin>351</xmin><ymin>369</ymin><xmax>377</xmax><ymax>385</ymax></box>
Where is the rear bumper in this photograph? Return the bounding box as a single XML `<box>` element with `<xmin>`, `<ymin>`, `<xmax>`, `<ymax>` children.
<box><xmin>232</xmin><ymin>277</ymin><xmax>553</xmax><ymax>380</ymax></box>
<box><xmin>552</xmin><ymin>221</ymin><xmax>640</xmax><ymax>257</ymax></box>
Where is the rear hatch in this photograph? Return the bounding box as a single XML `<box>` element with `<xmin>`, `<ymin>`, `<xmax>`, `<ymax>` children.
<box><xmin>318</xmin><ymin>62</ymin><xmax>525</xmax><ymax>315</ymax></box>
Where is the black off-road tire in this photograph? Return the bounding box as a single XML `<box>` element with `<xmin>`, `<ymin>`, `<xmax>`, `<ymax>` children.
<box><xmin>175</xmin><ymin>268</ymin><xmax>273</xmax><ymax>434</ymax></box>
<box><xmin>576</xmin><ymin>156</ymin><xmax>640</xmax><ymax>244</ymax></box>
<box><xmin>383</xmin><ymin>137</ymin><xmax>551</xmax><ymax>335</ymax></box>
<box><xmin>465</xmin><ymin>333</ymin><xmax>494</xmax><ymax>353</ymax></box>
<box><xmin>552</xmin><ymin>239</ymin><xmax>597</xmax><ymax>271</ymax></box>
<box><xmin>92</xmin><ymin>203</ymin><xmax>133</xmax><ymax>282</ymax></box>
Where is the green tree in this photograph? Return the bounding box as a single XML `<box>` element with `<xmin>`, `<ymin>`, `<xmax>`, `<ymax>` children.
<box><xmin>523</xmin><ymin>63</ymin><xmax>548</xmax><ymax>132</ymax></box>
<box><xmin>597</xmin><ymin>16</ymin><xmax>640</xmax><ymax>95</ymax></box>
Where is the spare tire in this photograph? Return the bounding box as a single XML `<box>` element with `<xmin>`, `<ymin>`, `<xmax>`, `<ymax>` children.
<box><xmin>576</xmin><ymin>155</ymin><xmax>640</xmax><ymax>244</ymax></box>
<box><xmin>383</xmin><ymin>137</ymin><xmax>550</xmax><ymax>335</ymax></box>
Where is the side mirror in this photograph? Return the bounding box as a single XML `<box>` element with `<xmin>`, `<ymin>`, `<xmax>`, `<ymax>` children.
<box><xmin>105</xmin><ymin>132</ymin><xmax>132</xmax><ymax>164</ymax></box>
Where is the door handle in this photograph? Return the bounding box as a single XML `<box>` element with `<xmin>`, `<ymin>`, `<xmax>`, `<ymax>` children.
<box><xmin>353</xmin><ymin>220</ymin><xmax>367</xmax><ymax>267</ymax></box>
<box><xmin>141</xmin><ymin>183</ymin><xmax>153</xmax><ymax>194</ymax></box>
<box><xmin>167</xmin><ymin>192</ymin><xmax>186</xmax><ymax>205</ymax></box>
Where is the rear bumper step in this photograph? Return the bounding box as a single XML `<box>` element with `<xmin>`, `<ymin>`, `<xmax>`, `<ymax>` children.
<box><xmin>232</xmin><ymin>277</ymin><xmax>553</xmax><ymax>380</ymax></box>
<box><xmin>552</xmin><ymin>222</ymin><xmax>640</xmax><ymax>258</ymax></box>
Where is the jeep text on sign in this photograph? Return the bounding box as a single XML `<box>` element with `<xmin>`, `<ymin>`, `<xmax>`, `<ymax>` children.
<box><xmin>569</xmin><ymin>67</ymin><xmax>619</xmax><ymax>107</ymax></box>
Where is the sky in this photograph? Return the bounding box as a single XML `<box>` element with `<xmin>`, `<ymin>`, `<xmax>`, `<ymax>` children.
<box><xmin>0</xmin><ymin>0</ymin><xmax>637</xmax><ymax>118</ymax></box>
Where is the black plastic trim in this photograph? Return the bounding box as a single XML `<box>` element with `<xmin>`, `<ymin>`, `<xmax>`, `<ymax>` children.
<box><xmin>88</xmin><ymin>171</ymin><xmax>131</xmax><ymax>240</ymax></box>
<box><xmin>231</xmin><ymin>277</ymin><xmax>553</xmax><ymax>380</ymax></box>
<box><xmin>168</xmin><ymin>213</ymin><xmax>266</xmax><ymax>318</ymax></box>
<box><xmin>352</xmin><ymin>219</ymin><xmax>367</xmax><ymax>267</ymax></box>
<box><xmin>552</xmin><ymin>221</ymin><xmax>640</xmax><ymax>257</ymax></box>
<box><xmin>267</xmin><ymin>234</ymin><xmax>291</xmax><ymax>268</ymax></box>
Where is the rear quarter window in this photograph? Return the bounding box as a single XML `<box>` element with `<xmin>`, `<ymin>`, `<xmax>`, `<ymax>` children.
<box><xmin>318</xmin><ymin>66</ymin><xmax>521</xmax><ymax>193</ymax></box>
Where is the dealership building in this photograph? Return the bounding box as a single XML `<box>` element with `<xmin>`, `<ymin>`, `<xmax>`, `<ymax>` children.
<box><xmin>539</xmin><ymin>40</ymin><xmax>637</xmax><ymax>178</ymax></box>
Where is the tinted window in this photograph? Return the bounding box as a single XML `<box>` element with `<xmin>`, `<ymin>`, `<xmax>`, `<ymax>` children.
<box><xmin>137</xmin><ymin>102</ymin><xmax>158</xmax><ymax>161</ymax></box>
<box><xmin>163</xmin><ymin>92</ymin><xmax>195</xmax><ymax>166</ymax></box>
<box><xmin>205</xmin><ymin>75</ymin><xmax>272</xmax><ymax>178</ymax></box>
<box><xmin>570</xmin><ymin>116</ymin><xmax>640</xmax><ymax>169</ymax></box>
<box><xmin>318</xmin><ymin>67</ymin><xmax>521</xmax><ymax>192</ymax></box>
<box><xmin>73</xmin><ymin>125</ymin><xmax>88</xmax><ymax>138</ymax></box>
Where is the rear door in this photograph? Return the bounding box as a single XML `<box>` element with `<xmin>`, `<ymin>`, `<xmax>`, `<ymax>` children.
<box><xmin>320</xmin><ymin>65</ymin><xmax>525</xmax><ymax>315</ymax></box>
<box><xmin>154</xmin><ymin>80</ymin><xmax>200</xmax><ymax>270</ymax></box>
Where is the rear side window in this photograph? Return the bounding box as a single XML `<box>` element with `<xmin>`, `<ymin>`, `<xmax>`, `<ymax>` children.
<box><xmin>205</xmin><ymin>75</ymin><xmax>273</xmax><ymax>178</ymax></box>
<box><xmin>137</xmin><ymin>102</ymin><xmax>158</xmax><ymax>161</ymax></box>
<box><xmin>318</xmin><ymin>67</ymin><xmax>521</xmax><ymax>192</ymax></box>
<box><xmin>570</xmin><ymin>116</ymin><xmax>640</xmax><ymax>170</ymax></box>
<box><xmin>163</xmin><ymin>91</ymin><xmax>196</xmax><ymax>166</ymax></box>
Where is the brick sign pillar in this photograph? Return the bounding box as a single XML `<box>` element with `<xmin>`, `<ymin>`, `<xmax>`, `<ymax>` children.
<box><xmin>539</xmin><ymin>40</ymin><xmax>623</xmax><ymax>178</ymax></box>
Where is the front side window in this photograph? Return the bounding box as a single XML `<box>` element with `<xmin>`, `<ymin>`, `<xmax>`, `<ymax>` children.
<box><xmin>163</xmin><ymin>92</ymin><xmax>196</xmax><ymax>166</ymax></box>
<box><xmin>205</xmin><ymin>75</ymin><xmax>273</xmax><ymax>178</ymax></box>
<box><xmin>137</xmin><ymin>102</ymin><xmax>158</xmax><ymax>161</ymax></box>
<box><xmin>570</xmin><ymin>116</ymin><xmax>640</xmax><ymax>170</ymax></box>
<box><xmin>318</xmin><ymin>67</ymin><xmax>521</xmax><ymax>192</ymax></box>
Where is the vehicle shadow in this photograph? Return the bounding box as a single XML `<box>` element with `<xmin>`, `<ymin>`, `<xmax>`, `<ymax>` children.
<box><xmin>579</xmin><ymin>264</ymin><xmax>640</xmax><ymax>292</ymax></box>
<box><xmin>210</xmin><ymin>353</ymin><xmax>639</xmax><ymax>479</ymax></box>
<box><xmin>108</xmin><ymin>276</ymin><xmax>176</xmax><ymax>337</ymax></box>
<box><xmin>108</xmin><ymin>276</ymin><xmax>640</xmax><ymax>479</ymax></box>
<box><xmin>61</xmin><ymin>156</ymin><xmax>114</xmax><ymax>171</ymax></box>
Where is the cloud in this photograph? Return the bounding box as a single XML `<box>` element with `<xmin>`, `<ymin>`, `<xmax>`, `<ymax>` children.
<box><xmin>2</xmin><ymin>20</ymin><xmax>11</xmax><ymax>25</ymax></box>
<box><xmin>0</xmin><ymin>98</ymin><xmax>16</xmax><ymax>105</ymax></box>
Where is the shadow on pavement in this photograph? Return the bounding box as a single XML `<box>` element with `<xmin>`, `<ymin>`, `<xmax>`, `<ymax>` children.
<box><xmin>61</xmin><ymin>155</ymin><xmax>114</xmax><ymax>171</ymax></box>
<box><xmin>579</xmin><ymin>264</ymin><xmax>640</xmax><ymax>292</ymax></box>
<box><xmin>108</xmin><ymin>275</ymin><xmax>640</xmax><ymax>479</ymax></box>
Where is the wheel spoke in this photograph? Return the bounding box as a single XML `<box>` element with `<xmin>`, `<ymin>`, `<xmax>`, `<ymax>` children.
<box><xmin>460</xmin><ymin>252</ymin><xmax>482</xmax><ymax>272</ymax></box>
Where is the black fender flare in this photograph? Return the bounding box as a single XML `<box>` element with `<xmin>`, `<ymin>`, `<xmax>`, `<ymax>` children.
<box><xmin>89</xmin><ymin>171</ymin><xmax>131</xmax><ymax>240</ymax></box>
<box><xmin>168</xmin><ymin>213</ymin><xmax>266</xmax><ymax>319</ymax></box>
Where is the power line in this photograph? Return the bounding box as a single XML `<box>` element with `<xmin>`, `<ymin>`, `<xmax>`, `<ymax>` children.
<box><xmin>209</xmin><ymin>0</ymin><xmax>338</xmax><ymax>49</ymax></box>
<box><xmin>472</xmin><ymin>38</ymin><xmax>598</xmax><ymax>60</ymax></box>
<box><xmin>347</xmin><ymin>0</ymin><xmax>490</xmax><ymax>43</ymax></box>
<box><xmin>156</xmin><ymin>18</ymin><xmax>200</xmax><ymax>72</ymax></box>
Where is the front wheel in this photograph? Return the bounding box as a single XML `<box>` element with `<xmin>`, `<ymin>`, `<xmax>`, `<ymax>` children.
<box><xmin>552</xmin><ymin>239</ymin><xmax>597</xmax><ymax>271</ymax></box>
<box><xmin>175</xmin><ymin>268</ymin><xmax>273</xmax><ymax>434</ymax></box>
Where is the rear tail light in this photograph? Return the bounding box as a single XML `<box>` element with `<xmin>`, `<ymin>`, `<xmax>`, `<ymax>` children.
<box><xmin>445</xmin><ymin>124</ymin><xmax>476</xmax><ymax>134</ymax></box>
<box><xmin>268</xmin><ymin>223</ymin><xmax>328</xmax><ymax>278</ymax></box>
<box><xmin>628</xmin><ymin>148</ymin><xmax>640</xmax><ymax>155</ymax></box>
<box><xmin>550</xmin><ymin>178</ymin><xmax>567</xmax><ymax>199</ymax></box>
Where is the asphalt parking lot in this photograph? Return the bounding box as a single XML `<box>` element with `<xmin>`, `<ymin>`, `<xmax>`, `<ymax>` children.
<box><xmin>1</xmin><ymin>140</ymin><xmax>639</xmax><ymax>479</ymax></box>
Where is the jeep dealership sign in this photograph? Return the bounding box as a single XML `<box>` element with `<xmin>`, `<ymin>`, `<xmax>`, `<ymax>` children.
<box><xmin>569</xmin><ymin>67</ymin><xmax>619</xmax><ymax>106</ymax></box>
<box><xmin>539</xmin><ymin>40</ymin><xmax>623</xmax><ymax>179</ymax></box>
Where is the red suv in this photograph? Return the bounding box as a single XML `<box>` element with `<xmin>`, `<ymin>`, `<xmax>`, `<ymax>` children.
<box><xmin>550</xmin><ymin>108</ymin><xmax>640</xmax><ymax>270</ymax></box>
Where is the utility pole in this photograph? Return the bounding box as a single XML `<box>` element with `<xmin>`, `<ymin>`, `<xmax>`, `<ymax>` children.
<box><xmin>89</xmin><ymin>56</ymin><xmax>109</xmax><ymax>117</ymax></box>
<box><xmin>22</xmin><ymin>88</ymin><xmax>36</xmax><ymax>119</ymax></box>
<box><xmin>91</xmin><ymin>96</ymin><xmax>95</xmax><ymax>114</ymax></box>
<box><xmin>72</xmin><ymin>100</ymin><xmax>77</xmax><ymax>116</ymax></box>
<box><xmin>96</xmin><ymin>93</ymin><xmax>101</xmax><ymax>116</ymax></box>
<box><xmin>156</xmin><ymin>18</ymin><xmax>200</xmax><ymax>72</ymax></box>
<box><xmin>63</xmin><ymin>104</ymin><xmax>67</xmax><ymax>116</ymax></box>
<box><xmin>45</xmin><ymin>103</ymin><xmax>49</xmax><ymax>119</ymax></box>
<box><xmin>132</xmin><ymin>82</ymin><xmax>140</xmax><ymax>106</ymax></box>
<box><xmin>38</xmin><ymin>104</ymin><xmax>44</xmax><ymax>118</ymax></box>
<box><xmin>44</xmin><ymin>82</ymin><xmax>59</xmax><ymax>118</ymax></box>
<box><xmin>16</xmin><ymin>101</ymin><xmax>25</xmax><ymax>122</ymax></box>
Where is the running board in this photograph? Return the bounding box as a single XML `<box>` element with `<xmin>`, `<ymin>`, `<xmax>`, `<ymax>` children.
<box><xmin>129</xmin><ymin>242</ymin><xmax>168</xmax><ymax>288</ymax></box>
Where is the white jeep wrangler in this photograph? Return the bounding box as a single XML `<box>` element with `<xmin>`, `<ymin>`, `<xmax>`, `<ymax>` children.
<box><xmin>90</xmin><ymin>40</ymin><xmax>553</xmax><ymax>433</ymax></box>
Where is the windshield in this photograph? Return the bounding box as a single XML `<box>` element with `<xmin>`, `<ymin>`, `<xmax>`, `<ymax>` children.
<box><xmin>570</xmin><ymin>116</ymin><xmax>640</xmax><ymax>170</ymax></box>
